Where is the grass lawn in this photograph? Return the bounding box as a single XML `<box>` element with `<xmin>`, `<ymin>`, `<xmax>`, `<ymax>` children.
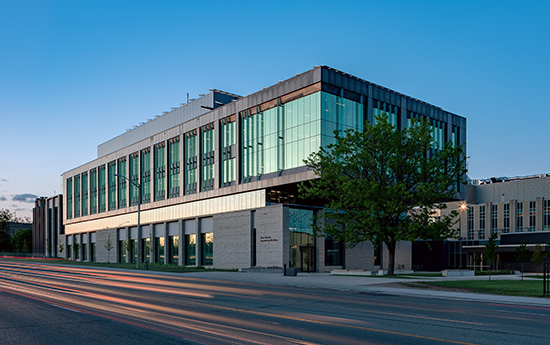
<box><xmin>409</xmin><ymin>280</ymin><xmax>549</xmax><ymax>298</ymax></box>
<box><xmin>0</xmin><ymin>257</ymin><xmax>234</xmax><ymax>273</ymax></box>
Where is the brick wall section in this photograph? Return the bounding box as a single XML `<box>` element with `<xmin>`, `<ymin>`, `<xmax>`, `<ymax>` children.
<box><xmin>256</xmin><ymin>205</ymin><xmax>284</xmax><ymax>268</ymax></box>
<box><xmin>213</xmin><ymin>210</ymin><xmax>251</xmax><ymax>269</ymax></box>
<box><xmin>345</xmin><ymin>242</ymin><xmax>374</xmax><ymax>270</ymax></box>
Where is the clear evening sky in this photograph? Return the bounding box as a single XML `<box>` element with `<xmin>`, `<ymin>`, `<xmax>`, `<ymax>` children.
<box><xmin>1</xmin><ymin>0</ymin><xmax>548</xmax><ymax>219</ymax></box>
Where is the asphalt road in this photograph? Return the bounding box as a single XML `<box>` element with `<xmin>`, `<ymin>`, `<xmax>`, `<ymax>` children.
<box><xmin>0</xmin><ymin>261</ymin><xmax>549</xmax><ymax>345</ymax></box>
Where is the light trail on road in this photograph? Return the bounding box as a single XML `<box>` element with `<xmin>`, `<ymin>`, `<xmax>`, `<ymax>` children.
<box><xmin>1</xmin><ymin>261</ymin><xmax>549</xmax><ymax>344</ymax></box>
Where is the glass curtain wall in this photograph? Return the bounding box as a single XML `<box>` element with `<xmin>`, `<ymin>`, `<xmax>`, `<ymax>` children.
<box><xmin>289</xmin><ymin>208</ymin><xmax>315</xmax><ymax>272</ymax></box>
<box><xmin>117</xmin><ymin>157</ymin><xmax>127</xmax><ymax>209</ymax></box>
<box><xmin>168</xmin><ymin>136</ymin><xmax>180</xmax><ymax>199</ymax></box>
<box><xmin>81</xmin><ymin>172</ymin><xmax>88</xmax><ymax>216</ymax></box>
<box><xmin>66</xmin><ymin>178</ymin><xmax>73</xmax><ymax>220</ymax></box>
<box><xmin>372</xmin><ymin>100</ymin><xmax>398</xmax><ymax>127</ymax></box>
<box><xmin>90</xmin><ymin>168</ymin><xmax>97</xmax><ymax>215</ymax></box>
<box><xmin>141</xmin><ymin>148</ymin><xmax>151</xmax><ymax>204</ymax></box>
<box><xmin>129</xmin><ymin>152</ymin><xmax>139</xmax><ymax>206</ymax></box>
<box><xmin>241</xmin><ymin>91</ymin><xmax>363</xmax><ymax>182</ymax></box>
<box><xmin>108</xmin><ymin>161</ymin><xmax>117</xmax><ymax>211</ymax></box>
<box><xmin>220</xmin><ymin>116</ymin><xmax>236</xmax><ymax>187</ymax></box>
<box><xmin>98</xmin><ymin>165</ymin><xmax>106</xmax><ymax>213</ymax></box>
<box><xmin>503</xmin><ymin>204</ymin><xmax>510</xmax><ymax>233</ymax></box>
<box><xmin>184</xmin><ymin>130</ymin><xmax>198</xmax><ymax>195</ymax></box>
<box><xmin>201</xmin><ymin>124</ymin><xmax>215</xmax><ymax>192</ymax></box>
<box><xmin>154</xmin><ymin>143</ymin><xmax>166</xmax><ymax>201</ymax></box>
<box><xmin>74</xmin><ymin>175</ymin><xmax>81</xmax><ymax>218</ymax></box>
<box><xmin>479</xmin><ymin>205</ymin><xmax>485</xmax><ymax>239</ymax></box>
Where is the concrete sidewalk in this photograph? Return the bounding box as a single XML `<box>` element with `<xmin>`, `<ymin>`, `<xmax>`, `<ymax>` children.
<box><xmin>179</xmin><ymin>270</ymin><xmax>550</xmax><ymax>308</ymax></box>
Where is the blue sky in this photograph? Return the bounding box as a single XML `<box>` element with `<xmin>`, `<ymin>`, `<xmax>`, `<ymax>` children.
<box><xmin>1</xmin><ymin>0</ymin><xmax>548</xmax><ymax>219</ymax></box>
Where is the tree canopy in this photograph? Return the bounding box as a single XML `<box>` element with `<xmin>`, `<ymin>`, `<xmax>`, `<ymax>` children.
<box><xmin>299</xmin><ymin>115</ymin><xmax>467</xmax><ymax>275</ymax></box>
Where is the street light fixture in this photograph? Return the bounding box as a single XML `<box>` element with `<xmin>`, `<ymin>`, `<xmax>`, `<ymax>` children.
<box><xmin>115</xmin><ymin>174</ymin><xmax>142</xmax><ymax>269</ymax></box>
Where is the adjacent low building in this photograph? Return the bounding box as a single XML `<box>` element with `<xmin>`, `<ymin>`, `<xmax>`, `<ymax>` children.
<box><xmin>36</xmin><ymin>66</ymin><xmax>467</xmax><ymax>272</ymax></box>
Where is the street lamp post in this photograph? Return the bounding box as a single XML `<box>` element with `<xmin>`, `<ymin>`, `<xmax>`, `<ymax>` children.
<box><xmin>115</xmin><ymin>174</ymin><xmax>142</xmax><ymax>269</ymax></box>
<box><xmin>459</xmin><ymin>204</ymin><xmax>467</xmax><ymax>269</ymax></box>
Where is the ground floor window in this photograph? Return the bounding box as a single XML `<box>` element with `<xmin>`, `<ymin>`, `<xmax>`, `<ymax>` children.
<box><xmin>289</xmin><ymin>208</ymin><xmax>315</xmax><ymax>272</ymax></box>
<box><xmin>185</xmin><ymin>234</ymin><xmax>196</xmax><ymax>265</ymax></box>
<box><xmin>201</xmin><ymin>233</ymin><xmax>213</xmax><ymax>265</ymax></box>
<box><xmin>68</xmin><ymin>244</ymin><xmax>72</xmax><ymax>259</ymax></box>
<box><xmin>169</xmin><ymin>236</ymin><xmax>179</xmax><ymax>265</ymax></box>
<box><xmin>118</xmin><ymin>240</ymin><xmax>125</xmax><ymax>263</ymax></box>
<box><xmin>91</xmin><ymin>243</ymin><xmax>96</xmax><ymax>262</ymax></box>
<box><xmin>155</xmin><ymin>237</ymin><xmax>165</xmax><ymax>264</ymax></box>
<box><xmin>142</xmin><ymin>238</ymin><xmax>150</xmax><ymax>263</ymax></box>
<box><xmin>83</xmin><ymin>244</ymin><xmax>88</xmax><ymax>261</ymax></box>
<box><xmin>128</xmin><ymin>239</ymin><xmax>137</xmax><ymax>263</ymax></box>
<box><xmin>325</xmin><ymin>237</ymin><xmax>343</xmax><ymax>266</ymax></box>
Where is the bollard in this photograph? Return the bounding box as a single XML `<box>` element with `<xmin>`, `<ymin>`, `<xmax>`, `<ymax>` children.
<box><xmin>283</xmin><ymin>263</ymin><xmax>287</xmax><ymax>276</ymax></box>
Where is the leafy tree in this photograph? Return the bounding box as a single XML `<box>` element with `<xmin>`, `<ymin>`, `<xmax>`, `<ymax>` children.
<box><xmin>515</xmin><ymin>241</ymin><xmax>530</xmax><ymax>281</ymax></box>
<box><xmin>300</xmin><ymin>115</ymin><xmax>466</xmax><ymax>275</ymax></box>
<box><xmin>104</xmin><ymin>233</ymin><xmax>113</xmax><ymax>263</ymax></box>
<box><xmin>531</xmin><ymin>243</ymin><xmax>544</xmax><ymax>276</ymax></box>
<box><xmin>484</xmin><ymin>232</ymin><xmax>498</xmax><ymax>280</ymax></box>
<box><xmin>58</xmin><ymin>240</ymin><xmax>64</xmax><ymax>257</ymax></box>
<box><xmin>11</xmin><ymin>228</ymin><xmax>32</xmax><ymax>252</ymax></box>
<box><xmin>0</xmin><ymin>229</ymin><xmax>12</xmax><ymax>252</ymax></box>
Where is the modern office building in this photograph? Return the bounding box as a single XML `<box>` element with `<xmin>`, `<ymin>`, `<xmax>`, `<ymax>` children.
<box><xmin>48</xmin><ymin>66</ymin><xmax>466</xmax><ymax>272</ymax></box>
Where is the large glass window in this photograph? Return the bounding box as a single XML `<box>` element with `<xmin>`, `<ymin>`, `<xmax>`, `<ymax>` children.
<box><xmin>185</xmin><ymin>234</ymin><xmax>196</xmax><ymax>265</ymax></box>
<box><xmin>529</xmin><ymin>201</ymin><xmax>536</xmax><ymax>231</ymax></box>
<box><xmin>478</xmin><ymin>205</ymin><xmax>485</xmax><ymax>239</ymax></box>
<box><xmin>117</xmin><ymin>157</ymin><xmax>127</xmax><ymax>209</ymax></box>
<box><xmin>108</xmin><ymin>161</ymin><xmax>117</xmax><ymax>211</ymax></box>
<box><xmin>516</xmin><ymin>202</ymin><xmax>524</xmax><ymax>232</ymax></box>
<box><xmin>141</xmin><ymin>148</ymin><xmax>151</xmax><ymax>204</ymax></box>
<box><xmin>168</xmin><ymin>136</ymin><xmax>180</xmax><ymax>198</ymax></box>
<box><xmin>503</xmin><ymin>203</ymin><xmax>510</xmax><ymax>233</ymax></box>
<box><xmin>81</xmin><ymin>172</ymin><xmax>88</xmax><ymax>216</ymax></box>
<box><xmin>74</xmin><ymin>174</ymin><xmax>81</xmax><ymax>218</ymax></box>
<box><xmin>201</xmin><ymin>124</ymin><xmax>215</xmax><ymax>192</ymax></box>
<box><xmin>184</xmin><ymin>130</ymin><xmax>198</xmax><ymax>195</ymax></box>
<box><xmin>118</xmin><ymin>240</ymin><xmax>125</xmax><ymax>263</ymax></box>
<box><xmin>98</xmin><ymin>165</ymin><xmax>106</xmax><ymax>213</ymax></box>
<box><xmin>154</xmin><ymin>142</ymin><xmax>166</xmax><ymax>201</ymax></box>
<box><xmin>91</xmin><ymin>243</ymin><xmax>96</xmax><ymax>262</ymax></box>
<box><xmin>66</xmin><ymin>178</ymin><xmax>73</xmax><ymax>220</ymax></box>
<box><xmin>129</xmin><ymin>152</ymin><xmax>139</xmax><ymax>206</ymax></box>
<box><xmin>325</xmin><ymin>237</ymin><xmax>343</xmax><ymax>266</ymax></box>
<box><xmin>491</xmin><ymin>204</ymin><xmax>498</xmax><ymax>235</ymax></box>
<box><xmin>169</xmin><ymin>236</ymin><xmax>179</xmax><ymax>265</ymax></box>
<box><xmin>289</xmin><ymin>208</ymin><xmax>315</xmax><ymax>272</ymax></box>
<box><xmin>220</xmin><ymin>116</ymin><xmax>236</xmax><ymax>187</ymax></box>
<box><xmin>467</xmin><ymin>207</ymin><xmax>474</xmax><ymax>240</ymax></box>
<box><xmin>82</xmin><ymin>243</ymin><xmax>87</xmax><ymax>261</ymax></box>
<box><xmin>155</xmin><ymin>237</ymin><xmax>165</xmax><ymax>264</ymax></box>
<box><xmin>544</xmin><ymin>200</ymin><xmax>550</xmax><ymax>231</ymax></box>
<box><xmin>90</xmin><ymin>168</ymin><xmax>97</xmax><ymax>215</ymax></box>
<box><xmin>141</xmin><ymin>238</ymin><xmax>150</xmax><ymax>263</ymax></box>
<box><xmin>201</xmin><ymin>232</ymin><xmax>213</xmax><ymax>265</ymax></box>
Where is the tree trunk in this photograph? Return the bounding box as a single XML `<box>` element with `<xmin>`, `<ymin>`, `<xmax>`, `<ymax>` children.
<box><xmin>386</xmin><ymin>240</ymin><xmax>396</xmax><ymax>276</ymax></box>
